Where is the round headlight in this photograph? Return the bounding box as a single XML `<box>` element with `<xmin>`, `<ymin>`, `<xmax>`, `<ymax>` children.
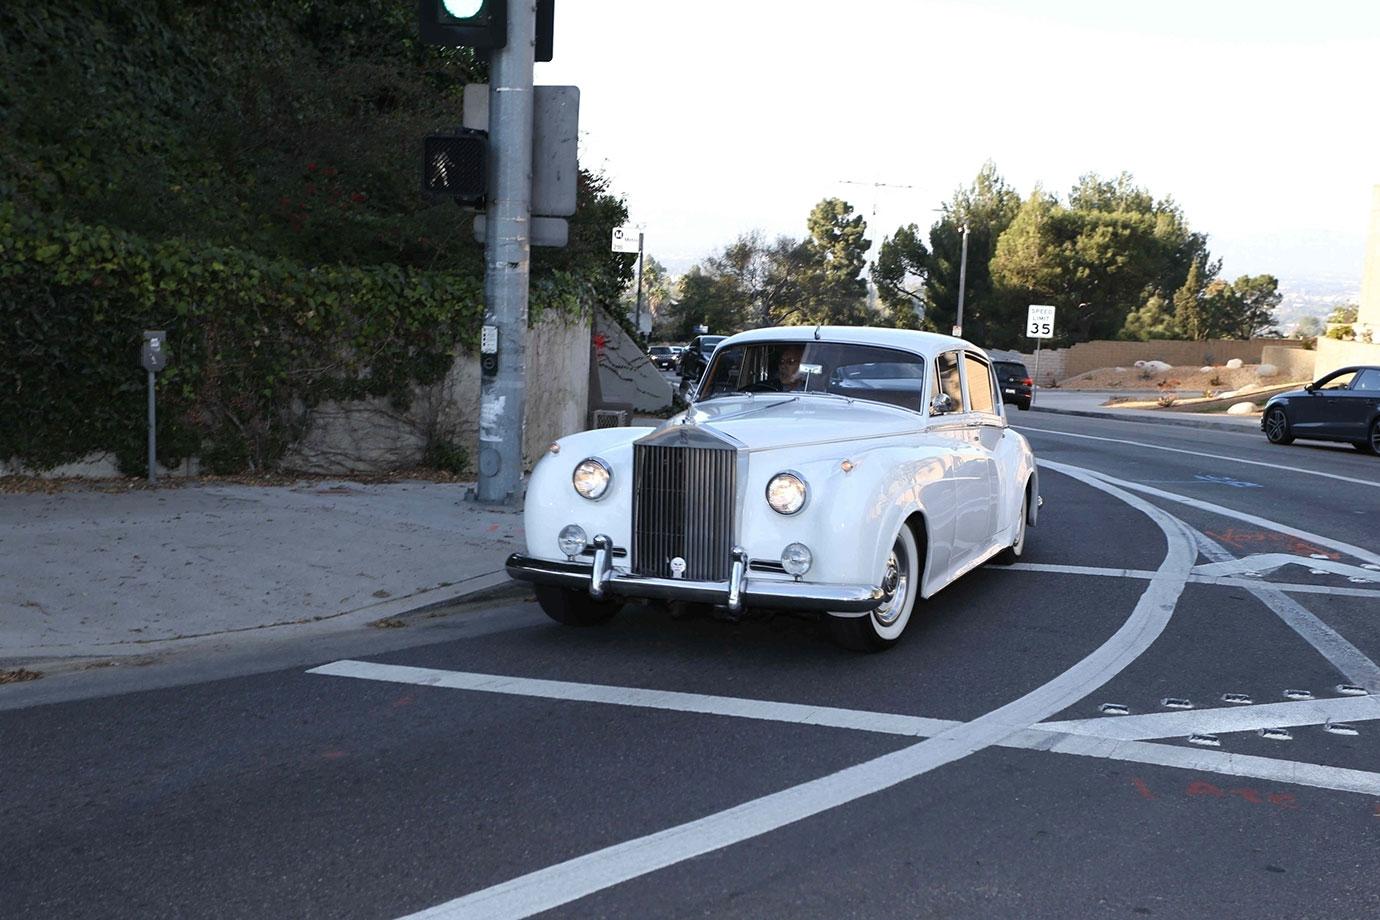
<box><xmin>766</xmin><ymin>471</ymin><xmax>808</xmax><ymax>515</ymax></box>
<box><xmin>781</xmin><ymin>542</ymin><xmax>813</xmax><ymax>576</ymax></box>
<box><xmin>557</xmin><ymin>524</ymin><xmax>588</xmax><ymax>558</ymax></box>
<box><xmin>572</xmin><ymin>457</ymin><xmax>612</xmax><ymax>500</ymax></box>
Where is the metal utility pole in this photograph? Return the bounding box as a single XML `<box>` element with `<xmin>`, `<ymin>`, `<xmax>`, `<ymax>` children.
<box><xmin>634</xmin><ymin>231</ymin><xmax>645</xmax><ymax>331</ymax></box>
<box><xmin>953</xmin><ymin>224</ymin><xmax>970</xmax><ymax>338</ymax></box>
<box><xmin>476</xmin><ymin>0</ymin><xmax>536</xmax><ymax>505</ymax></box>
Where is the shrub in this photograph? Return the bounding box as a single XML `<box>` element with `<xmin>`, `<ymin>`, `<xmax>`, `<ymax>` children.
<box><xmin>0</xmin><ymin>207</ymin><xmax>587</xmax><ymax>473</ymax></box>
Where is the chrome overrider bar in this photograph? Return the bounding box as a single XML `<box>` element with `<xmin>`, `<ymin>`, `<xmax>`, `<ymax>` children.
<box><xmin>506</xmin><ymin>534</ymin><xmax>891</xmax><ymax>615</ymax></box>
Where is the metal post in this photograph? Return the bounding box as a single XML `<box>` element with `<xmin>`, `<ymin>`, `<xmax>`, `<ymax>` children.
<box><xmin>1031</xmin><ymin>337</ymin><xmax>1043</xmax><ymax>409</ymax></box>
<box><xmin>634</xmin><ymin>232</ymin><xmax>644</xmax><ymax>331</ymax></box>
<box><xmin>954</xmin><ymin>224</ymin><xmax>970</xmax><ymax>338</ymax></box>
<box><xmin>147</xmin><ymin>369</ymin><xmax>157</xmax><ymax>485</ymax></box>
<box><xmin>476</xmin><ymin>0</ymin><xmax>536</xmax><ymax>505</ymax></box>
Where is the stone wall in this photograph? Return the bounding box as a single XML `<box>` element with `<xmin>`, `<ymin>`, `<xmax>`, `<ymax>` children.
<box><xmin>1259</xmin><ymin>345</ymin><xmax>1317</xmax><ymax>383</ymax></box>
<box><xmin>989</xmin><ymin>347</ymin><xmax>1068</xmax><ymax>387</ymax></box>
<box><xmin>1061</xmin><ymin>338</ymin><xmax>1304</xmax><ymax>378</ymax></box>
<box><xmin>522</xmin><ymin>313</ymin><xmax>593</xmax><ymax>466</ymax></box>
<box><xmin>1358</xmin><ymin>184</ymin><xmax>1380</xmax><ymax>339</ymax></box>
<box><xmin>1315</xmin><ymin>336</ymin><xmax>1380</xmax><ymax>377</ymax></box>
<box><xmin>283</xmin><ymin>311</ymin><xmax>591</xmax><ymax>475</ymax></box>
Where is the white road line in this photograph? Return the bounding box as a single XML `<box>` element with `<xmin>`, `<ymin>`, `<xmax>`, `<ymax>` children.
<box><xmin>1190</xmin><ymin>576</ymin><xmax>1380</xmax><ymax>600</ymax></box>
<box><xmin>1002</xmin><ymin>562</ymin><xmax>1380</xmax><ymax>598</ymax></box>
<box><xmin>1016</xmin><ymin>424</ymin><xmax>1380</xmax><ymax>489</ymax></box>
<box><xmin>307</xmin><ymin>659</ymin><xmax>956</xmax><ymax>737</ymax></box>
<box><xmin>1194</xmin><ymin>553</ymin><xmax>1380</xmax><ymax>583</ymax></box>
<box><xmin>1080</xmin><ymin>472</ymin><xmax>1380</xmax><ymax>567</ymax></box>
<box><xmin>1039</xmin><ymin>694</ymin><xmax>1380</xmax><ymax>741</ymax></box>
<box><xmin>1002</xmin><ymin>562</ymin><xmax>1380</xmax><ymax>599</ymax></box>
<box><xmin>1023</xmin><ymin>730</ymin><xmax>1380</xmax><ymax>797</ymax></box>
<box><xmin>352</xmin><ymin>463</ymin><xmax>1199</xmax><ymax>920</ymax></box>
<box><xmin>313</xmin><ymin>658</ymin><xmax>1380</xmax><ymax>797</ymax></box>
<box><xmin>1191</xmin><ymin>529</ymin><xmax>1380</xmax><ymax>692</ymax></box>
<box><xmin>1005</xmin><ymin>562</ymin><xmax>1161</xmax><ymax>579</ymax></box>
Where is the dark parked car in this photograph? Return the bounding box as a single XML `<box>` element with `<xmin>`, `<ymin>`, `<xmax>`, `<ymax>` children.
<box><xmin>994</xmin><ymin>360</ymin><xmax>1033</xmax><ymax>411</ymax></box>
<box><xmin>679</xmin><ymin>334</ymin><xmax>726</xmax><ymax>390</ymax></box>
<box><xmin>1261</xmin><ymin>365</ymin><xmax>1380</xmax><ymax>454</ymax></box>
<box><xmin>647</xmin><ymin>345</ymin><xmax>679</xmax><ymax>371</ymax></box>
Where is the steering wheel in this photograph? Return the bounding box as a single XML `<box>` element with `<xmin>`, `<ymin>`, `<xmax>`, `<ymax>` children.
<box><xmin>740</xmin><ymin>380</ymin><xmax>783</xmax><ymax>393</ymax></box>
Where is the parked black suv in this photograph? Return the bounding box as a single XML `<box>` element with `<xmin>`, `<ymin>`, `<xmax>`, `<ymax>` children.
<box><xmin>679</xmin><ymin>335</ymin><xmax>726</xmax><ymax>391</ymax></box>
<box><xmin>994</xmin><ymin>360</ymin><xmax>1033</xmax><ymax>411</ymax></box>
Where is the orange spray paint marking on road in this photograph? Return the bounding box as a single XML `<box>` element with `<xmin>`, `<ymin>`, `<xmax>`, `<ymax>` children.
<box><xmin>1205</xmin><ymin>528</ymin><xmax>1340</xmax><ymax>560</ymax></box>
<box><xmin>1131</xmin><ymin>777</ymin><xmax>1155</xmax><ymax>800</ymax></box>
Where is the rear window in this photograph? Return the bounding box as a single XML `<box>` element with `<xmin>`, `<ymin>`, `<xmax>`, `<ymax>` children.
<box><xmin>995</xmin><ymin>361</ymin><xmax>1029</xmax><ymax>378</ymax></box>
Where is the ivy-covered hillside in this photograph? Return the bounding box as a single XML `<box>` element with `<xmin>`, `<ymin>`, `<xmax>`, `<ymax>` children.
<box><xmin>0</xmin><ymin>1</ymin><xmax>630</xmax><ymax>473</ymax></box>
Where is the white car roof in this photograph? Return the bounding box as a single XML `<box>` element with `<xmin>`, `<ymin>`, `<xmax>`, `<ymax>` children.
<box><xmin>717</xmin><ymin>325</ymin><xmax>983</xmax><ymax>359</ymax></box>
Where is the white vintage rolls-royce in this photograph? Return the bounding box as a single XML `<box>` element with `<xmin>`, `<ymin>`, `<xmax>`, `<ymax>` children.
<box><xmin>506</xmin><ymin>326</ymin><xmax>1040</xmax><ymax>650</ymax></box>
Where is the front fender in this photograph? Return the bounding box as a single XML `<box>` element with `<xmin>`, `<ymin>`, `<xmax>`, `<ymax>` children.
<box><xmin>738</xmin><ymin>442</ymin><xmax>953</xmax><ymax>592</ymax></box>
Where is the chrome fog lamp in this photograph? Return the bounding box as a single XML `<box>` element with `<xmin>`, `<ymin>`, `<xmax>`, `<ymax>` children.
<box><xmin>572</xmin><ymin>457</ymin><xmax>612</xmax><ymax>500</ymax></box>
<box><xmin>557</xmin><ymin>524</ymin><xmax>588</xmax><ymax>559</ymax></box>
<box><xmin>766</xmin><ymin>471</ymin><xmax>808</xmax><ymax>515</ymax></box>
<box><xmin>780</xmin><ymin>543</ymin><xmax>813</xmax><ymax>577</ymax></box>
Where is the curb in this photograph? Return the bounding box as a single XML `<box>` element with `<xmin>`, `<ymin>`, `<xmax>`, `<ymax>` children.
<box><xmin>0</xmin><ymin>570</ymin><xmax>529</xmax><ymax>674</ymax></box>
<box><xmin>1027</xmin><ymin>405</ymin><xmax>1261</xmax><ymax>434</ymax></box>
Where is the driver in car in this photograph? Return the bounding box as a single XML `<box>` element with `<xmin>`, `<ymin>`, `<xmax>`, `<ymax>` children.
<box><xmin>776</xmin><ymin>345</ymin><xmax>806</xmax><ymax>391</ymax></box>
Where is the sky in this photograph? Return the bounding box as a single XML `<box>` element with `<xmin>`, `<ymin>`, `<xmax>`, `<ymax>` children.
<box><xmin>537</xmin><ymin>0</ymin><xmax>1380</xmax><ymax>286</ymax></box>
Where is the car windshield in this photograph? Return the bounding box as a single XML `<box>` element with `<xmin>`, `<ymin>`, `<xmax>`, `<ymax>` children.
<box><xmin>649</xmin><ymin>346</ymin><xmax>672</xmax><ymax>355</ymax></box>
<box><xmin>698</xmin><ymin>341</ymin><xmax>928</xmax><ymax>411</ymax></box>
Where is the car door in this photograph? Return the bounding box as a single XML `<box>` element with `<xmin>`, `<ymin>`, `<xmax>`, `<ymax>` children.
<box><xmin>933</xmin><ymin>350</ymin><xmax>992</xmax><ymax>569</ymax></box>
<box><xmin>1337</xmin><ymin>368</ymin><xmax>1380</xmax><ymax>437</ymax></box>
<box><xmin>1294</xmin><ymin>369</ymin><xmax>1355</xmax><ymax>435</ymax></box>
<box><xmin>923</xmin><ymin>351</ymin><xmax>966</xmax><ymax>580</ymax></box>
<box><xmin>961</xmin><ymin>352</ymin><xmax>1002</xmax><ymax>545</ymax></box>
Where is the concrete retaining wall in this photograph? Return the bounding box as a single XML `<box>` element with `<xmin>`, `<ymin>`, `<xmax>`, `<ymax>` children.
<box><xmin>1260</xmin><ymin>345</ymin><xmax>1317</xmax><ymax>383</ymax></box>
<box><xmin>1061</xmin><ymin>339</ymin><xmax>1305</xmax><ymax>378</ymax></box>
<box><xmin>1314</xmin><ymin>337</ymin><xmax>1380</xmax><ymax>376</ymax></box>
<box><xmin>590</xmin><ymin>311</ymin><xmax>673</xmax><ymax>415</ymax></box>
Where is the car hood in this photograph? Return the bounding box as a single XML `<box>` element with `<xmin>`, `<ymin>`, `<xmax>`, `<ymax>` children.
<box><xmin>1267</xmin><ymin>387</ymin><xmax>1312</xmax><ymax>403</ymax></box>
<box><xmin>668</xmin><ymin>395</ymin><xmax>920</xmax><ymax>451</ymax></box>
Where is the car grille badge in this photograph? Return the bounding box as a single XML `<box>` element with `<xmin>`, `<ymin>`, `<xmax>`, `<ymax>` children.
<box><xmin>670</xmin><ymin>557</ymin><xmax>687</xmax><ymax>579</ymax></box>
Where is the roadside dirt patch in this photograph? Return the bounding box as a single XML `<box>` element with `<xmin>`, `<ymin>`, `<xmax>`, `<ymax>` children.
<box><xmin>0</xmin><ymin>668</ymin><xmax>43</xmax><ymax>684</ymax></box>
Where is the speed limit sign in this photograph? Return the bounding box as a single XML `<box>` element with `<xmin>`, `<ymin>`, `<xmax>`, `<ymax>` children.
<box><xmin>1026</xmin><ymin>304</ymin><xmax>1056</xmax><ymax>339</ymax></box>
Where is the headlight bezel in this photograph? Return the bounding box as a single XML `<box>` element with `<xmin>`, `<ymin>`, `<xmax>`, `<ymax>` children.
<box><xmin>572</xmin><ymin>457</ymin><xmax>613</xmax><ymax>500</ymax></box>
<box><xmin>765</xmin><ymin>470</ymin><xmax>809</xmax><ymax>515</ymax></box>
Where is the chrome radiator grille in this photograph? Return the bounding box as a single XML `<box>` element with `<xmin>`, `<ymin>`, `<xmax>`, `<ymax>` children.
<box><xmin>632</xmin><ymin>444</ymin><xmax>736</xmax><ymax>581</ymax></box>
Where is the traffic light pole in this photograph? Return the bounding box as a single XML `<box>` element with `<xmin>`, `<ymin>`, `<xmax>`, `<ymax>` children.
<box><xmin>476</xmin><ymin>0</ymin><xmax>536</xmax><ymax>505</ymax></box>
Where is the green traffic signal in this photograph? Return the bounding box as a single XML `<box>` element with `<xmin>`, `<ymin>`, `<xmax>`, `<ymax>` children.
<box><xmin>419</xmin><ymin>0</ymin><xmax>506</xmax><ymax>48</ymax></box>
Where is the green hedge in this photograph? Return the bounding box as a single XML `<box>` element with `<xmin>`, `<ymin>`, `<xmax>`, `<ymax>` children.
<box><xmin>1</xmin><ymin>206</ymin><xmax>586</xmax><ymax>474</ymax></box>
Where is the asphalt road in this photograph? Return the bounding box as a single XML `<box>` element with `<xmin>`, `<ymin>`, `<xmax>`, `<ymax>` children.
<box><xmin>4</xmin><ymin>413</ymin><xmax>1379</xmax><ymax>919</ymax></box>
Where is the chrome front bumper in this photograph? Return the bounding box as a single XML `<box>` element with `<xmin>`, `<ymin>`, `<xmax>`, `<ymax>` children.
<box><xmin>505</xmin><ymin>535</ymin><xmax>889</xmax><ymax>615</ymax></box>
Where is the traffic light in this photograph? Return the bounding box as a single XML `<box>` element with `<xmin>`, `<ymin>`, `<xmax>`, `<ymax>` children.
<box><xmin>423</xmin><ymin>130</ymin><xmax>488</xmax><ymax>206</ymax></box>
<box><xmin>419</xmin><ymin>0</ymin><xmax>553</xmax><ymax>60</ymax></box>
<box><xmin>419</xmin><ymin>0</ymin><xmax>507</xmax><ymax>49</ymax></box>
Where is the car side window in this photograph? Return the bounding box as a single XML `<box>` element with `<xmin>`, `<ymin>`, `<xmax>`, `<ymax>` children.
<box><xmin>1321</xmin><ymin>371</ymin><xmax>1356</xmax><ymax>390</ymax></box>
<box><xmin>1354</xmin><ymin>369</ymin><xmax>1380</xmax><ymax>391</ymax></box>
<box><xmin>936</xmin><ymin>351</ymin><xmax>964</xmax><ymax>411</ymax></box>
<box><xmin>964</xmin><ymin>353</ymin><xmax>996</xmax><ymax>415</ymax></box>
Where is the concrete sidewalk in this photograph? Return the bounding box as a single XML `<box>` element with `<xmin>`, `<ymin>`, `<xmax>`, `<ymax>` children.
<box><xmin>1025</xmin><ymin>389</ymin><xmax>1264</xmax><ymax>433</ymax></box>
<box><xmin>1</xmin><ymin>479</ymin><xmax>525</xmax><ymax>675</ymax></box>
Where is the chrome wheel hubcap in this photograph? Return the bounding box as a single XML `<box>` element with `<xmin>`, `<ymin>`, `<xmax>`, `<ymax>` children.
<box><xmin>874</xmin><ymin>549</ymin><xmax>908</xmax><ymax>627</ymax></box>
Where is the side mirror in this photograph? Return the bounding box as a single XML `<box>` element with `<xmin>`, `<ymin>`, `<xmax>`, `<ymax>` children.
<box><xmin>929</xmin><ymin>393</ymin><xmax>955</xmax><ymax>416</ymax></box>
<box><xmin>1305</xmin><ymin>383</ymin><xmax>1317</xmax><ymax>393</ymax></box>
